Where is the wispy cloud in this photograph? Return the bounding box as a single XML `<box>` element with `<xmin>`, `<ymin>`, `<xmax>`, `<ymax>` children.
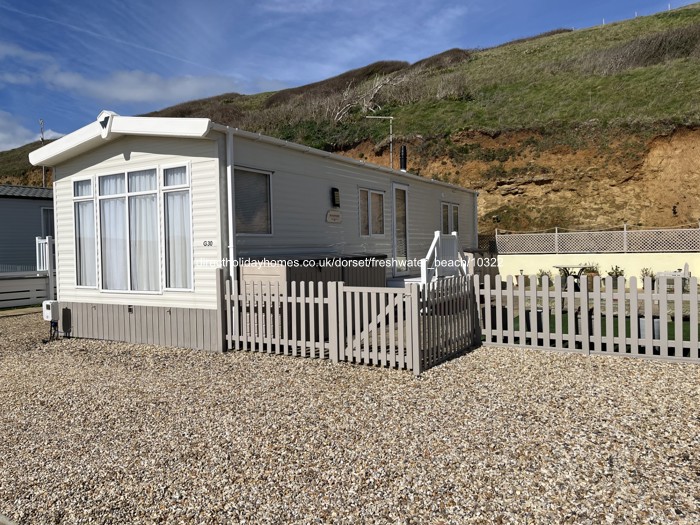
<box><xmin>257</xmin><ymin>0</ymin><xmax>337</xmax><ymax>14</ymax></box>
<box><xmin>47</xmin><ymin>69</ymin><xmax>243</xmax><ymax>103</ymax></box>
<box><xmin>0</xmin><ymin>40</ymin><xmax>244</xmax><ymax>104</ymax></box>
<box><xmin>0</xmin><ymin>3</ymin><xmax>221</xmax><ymax>74</ymax></box>
<box><xmin>0</xmin><ymin>41</ymin><xmax>52</xmax><ymax>62</ymax></box>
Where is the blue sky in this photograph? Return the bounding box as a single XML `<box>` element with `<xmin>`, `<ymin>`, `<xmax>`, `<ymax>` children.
<box><xmin>0</xmin><ymin>0</ymin><xmax>696</xmax><ymax>150</ymax></box>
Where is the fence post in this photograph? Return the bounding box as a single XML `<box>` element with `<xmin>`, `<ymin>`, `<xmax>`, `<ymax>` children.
<box><xmin>214</xmin><ymin>268</ymin><xmax>226</xmax><ymax>352</ymax></box>
<box><xmin>410</xmin><ymin>284</ymin><xmax>422</xmax><ymax>376</ymax></box>
<box><xmin>328</xmin><ymin>282</ymin><xmax>339</xmax><ymax>363</ymax></box>
<box><xmin>579</xmin><ymin>275</ymin><xmax>590</xmax><ymax>355</ymax></box>
<box><xmin>623</xmin><ymin>223</ymin><xmax>628</xmax><ymax>253</ymax></box>
<box><xmin>554</xmin><ymin>227</ymin><xmax>559</xmax><ymax>254</ymax></box>
<box><xmin>46</xmin><ymin>236</ymin><xmax>55</xmax><ymax>300</ymax></box>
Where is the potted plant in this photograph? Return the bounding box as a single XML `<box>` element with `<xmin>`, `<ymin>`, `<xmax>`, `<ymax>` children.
<box><xmin>583</xmin><ymin>262</ymin><xmax>600</xmax><ymax>290</ymax></box>
<box><xmin>607</xmin><ymin>265</ymin><xmax>625</xmax><ymax>290</ymax></box>
<box><xmin>537</xmin><ymin>269</ymin><xmax>553</xmax><ymax>288</ymax></box>
<box><xmin>640</xmin><ymin>267</ymin><xmax>656</xmax><ymax>290</ymax></box>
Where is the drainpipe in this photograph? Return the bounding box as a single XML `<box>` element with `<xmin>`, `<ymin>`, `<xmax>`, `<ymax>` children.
<box><xmin>226</xmin><ymin>128</ymin><xmax>236</xmax><ymax>276</ymax></box>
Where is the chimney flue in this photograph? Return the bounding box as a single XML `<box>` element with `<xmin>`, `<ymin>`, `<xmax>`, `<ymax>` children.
<box><xmin>399</xmin><ymin>145</ymin><xmax>407</xmax><ymax>172</ymax></box>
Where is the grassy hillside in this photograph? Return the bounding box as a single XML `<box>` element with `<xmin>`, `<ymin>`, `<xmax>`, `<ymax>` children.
<box><xmin>146</xmin><ymin>4</ymin><xmax>700</xmax><ymax>147</ymax></box>
<box><xmin>0</xmin><ymin>141</ymin><xmax>52</xmax><ymax>186</ymax></box>
<box><xmin>3</xmin><ymin>4</ymin><xmax>700</xmax><ymax>233</ymax></box>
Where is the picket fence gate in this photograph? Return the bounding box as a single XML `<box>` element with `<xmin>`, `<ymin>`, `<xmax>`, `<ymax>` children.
<box><xmin>223</xmin><ymin>275</ymin><xmax>481</xmax><ymax>375</ymax></box>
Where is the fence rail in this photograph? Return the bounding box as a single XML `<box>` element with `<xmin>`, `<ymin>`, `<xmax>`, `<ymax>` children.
<box><xmin>0</xmin><ymin>271</ymin><xmax>56</xmax><ymax>309</ymax></box>
<box><xmin>223</xmin><ymin>275</ymin><xmax>481</xmax><ymax>374</ymax></box>
<box><xmin>496</xmin><ymin>227</ymin><xmax>700</xmax><ymax>254</ymax></box>
<box><xmin>475</xmin><ymin>274</ymin><xmax>700</xmax><ymax>363</ymax></box>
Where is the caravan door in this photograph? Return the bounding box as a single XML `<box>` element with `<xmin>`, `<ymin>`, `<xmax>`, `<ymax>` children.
<box><xmin>392</xmin><ymin>183</ymin><xmax>409</xmax><ymax>277</ymax></box>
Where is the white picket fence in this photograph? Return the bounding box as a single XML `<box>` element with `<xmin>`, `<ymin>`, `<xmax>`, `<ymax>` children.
<box><xmin>475</xmin><ymin>274</ymin><xmax>700</xmax><ymax>362</ymax></box>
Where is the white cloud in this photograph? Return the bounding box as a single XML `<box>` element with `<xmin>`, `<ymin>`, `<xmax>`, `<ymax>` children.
<box><xmin>257</xmin><ymin>0</ymin><xmax>336</xmax><ymax>14</ymax></box>
<box><xmin>46</xmin><ymin>69</ymin><xmax>244</xmax><ymax>104</ymax></box>
<box><xmin>0</xmin><ymin>41</ymin><xmax>246</xmax><ymax>105</ymax></box>
<box><xmin>0</xmin><ymin>72</ymin><xmax>33</xmax><ymax>84</ymax></box>
<box><xmin>0</xmin><ymin>41</ymin><xmax>51</xmax><ymax>63</ymax></box>
<box><xmin>0</xmin><ymin>110</ymin><xmax>62</xmax><ymax>151</ymax></box>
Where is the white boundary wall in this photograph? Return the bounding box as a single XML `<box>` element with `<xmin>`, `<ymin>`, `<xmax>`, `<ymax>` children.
<box><xmin>499</xmin><ymin>253</ymin><xmax>700</xmax><ymax>282</ymax></box>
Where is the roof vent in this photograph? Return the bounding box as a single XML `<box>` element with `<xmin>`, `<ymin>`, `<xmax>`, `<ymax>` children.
<box><xmin>96</xmin><ymin>110</ymin><xmax>118</xmax><ymax>139</ymax></box>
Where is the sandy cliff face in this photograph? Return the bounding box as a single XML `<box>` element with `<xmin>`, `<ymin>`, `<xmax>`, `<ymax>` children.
<box><xmin>343</xmin><ymin>127</ymin><xmax>700</xmax><ymax>233</ymax></box>
<box><xmin>640</xmin><ymin>129</ymin><xmax>700</xmax><ymax>227</ymax></box>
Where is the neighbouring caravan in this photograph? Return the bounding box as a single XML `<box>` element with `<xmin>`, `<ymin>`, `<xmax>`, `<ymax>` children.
<box><xmin>0</xmin><ymin>185</ymin><xmax>53</xmax><ymax>272</ymax></box>
<box><xmin>29</xmin><ymin>111</ymin><xmax>478</xmax><ymax>351</ymax></box>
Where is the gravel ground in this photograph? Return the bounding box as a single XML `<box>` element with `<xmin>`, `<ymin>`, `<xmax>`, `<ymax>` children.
<box><xmin>0</xmin><ymin>314</ymin><xmax>699</xmax><ymax>524</ymax></box>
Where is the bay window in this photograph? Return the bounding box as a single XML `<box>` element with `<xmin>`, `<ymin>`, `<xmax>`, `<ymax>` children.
<box><xmin>71</xmin><ymin>164</ymin><xmax>192</xmax><ymax>292</ymax></box>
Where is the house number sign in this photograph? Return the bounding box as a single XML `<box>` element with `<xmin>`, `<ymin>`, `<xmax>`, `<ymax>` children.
<box><xmin>326</xmin><ymin>210</ymin><xmax>342</xmax><ymax>223</ymax></box>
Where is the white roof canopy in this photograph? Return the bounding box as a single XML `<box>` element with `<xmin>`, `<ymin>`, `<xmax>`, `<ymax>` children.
<box><xmin>29</xmin><ymin>110</ymin><xmax>213</xmax><ymax>166</ymax></box>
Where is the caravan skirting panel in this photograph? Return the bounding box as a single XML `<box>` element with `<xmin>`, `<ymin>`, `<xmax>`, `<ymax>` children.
<box><xmin>58</xmin><ymin>302</ymin><xmax>223</xmax><ymax>352</ymax></box>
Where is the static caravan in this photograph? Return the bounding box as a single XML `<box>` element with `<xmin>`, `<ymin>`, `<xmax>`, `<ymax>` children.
<box><xmin>0</xmin><ymin>185</ymin><xmax>54</xmax><ymax>273</ymax></box>
<box><xmin>29</xmin><ymin>111</ymin><xmax>478</xmax><ymax>351</ymax></box>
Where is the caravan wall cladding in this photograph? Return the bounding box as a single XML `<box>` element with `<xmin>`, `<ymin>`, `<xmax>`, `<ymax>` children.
<box><xmin>51</xmin><ymin>130</ymin><xmax>477</xmax><ymax>352</ymax></box>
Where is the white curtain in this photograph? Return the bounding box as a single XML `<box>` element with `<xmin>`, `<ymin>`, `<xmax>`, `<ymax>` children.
<box><xmin>129</xmin><ymin>194</ymin><xmax>158</xmax><ymax>291</ymax></box>
<box><xmin>164</xmin><ymin>166</ymin><xmax>187</xmax><ymax>186</ymax></box>
<box><xmin>75</xmin><ymin>201</ymin><xmax>96</xmax><ymax>286</ymax></box>
<box><xmin>165</xmin><ymin>190</ymin><xmax>191</xmax><ymax>288</ymax></box>
<box><xmin>99</xmin><ymin>174</ymin><xmax>127</xmax><ymax>290</ymax></box>
<box><xmin>99</xmin><ymin>174</ymin><xmax>125</xmax><ymax>195</ymax></box>
<box><xmin>74</xmin><ymin>180</ymin><xmax>92</xmax><ymax>197</ymax></box>
<box><xmin>128</xmin><ymin>169</ymin><xmax>156</xmax><ymax>192</ymax></box>
<box><xmin>100</xmin><ymin>197</ymin><xmax>127</xmax><ymax>290</ymax></box>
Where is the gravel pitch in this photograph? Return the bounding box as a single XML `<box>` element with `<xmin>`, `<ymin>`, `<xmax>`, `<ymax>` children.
<box><xmin>0</xmin><ymin>313</ymin><xmax>699</xmax><ymax>524</ymax></box>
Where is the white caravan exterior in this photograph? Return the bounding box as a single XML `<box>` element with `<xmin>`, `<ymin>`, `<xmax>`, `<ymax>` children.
<box><xmin>30</xmin><ymin>111</ymin><xmax>478</xmax><ymax>350</ymax></box>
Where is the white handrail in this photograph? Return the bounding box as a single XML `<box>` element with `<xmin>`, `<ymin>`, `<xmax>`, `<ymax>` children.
<box><xmin>420</xmin><ymin>231</ymin><xmax>468</xmax><ymax>284</ymax></box>
<box><xmin>36</xmin><ymin>237</ymin><xmax>48</xmax><ymax>272</ymax></box>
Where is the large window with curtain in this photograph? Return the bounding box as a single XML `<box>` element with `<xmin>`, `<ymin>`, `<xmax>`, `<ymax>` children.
<box><xmin>163</xmin><ymin>166</ymin><xmax>192</xmax><ymax>289</ymax></box>
<box><xmin>98</xmin><ymin>169</ymin><xmax>159</xmax><ymax>291</ymax></box>
<box><xmin>74</xmin><ymin>179</ymin><xmax>96</xmax><ymax>287</ymax></box>
<box><xmin>74</xmin><ymin>164</ymin><xmax>192</xmax><ymax>293</ymax></box>
<box><xmin>235</xmin><ymin>168</ymin><xmax>271</xmax><ymax>235</ymax></box>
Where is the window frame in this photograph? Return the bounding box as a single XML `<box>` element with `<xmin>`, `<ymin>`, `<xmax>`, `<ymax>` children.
<box><xmin>234</xmin><ymin>166</ymin><xmax>273</xmax><ymax>237</ymax></box>
<box><xmin>441</xmin><ymin>201</ymin><xmax>459</xmax><ymax>234</ymax></box>
<box><xmin>95</xmin><ymin>167</ymin><xmax>161</xmax><ymax>294</ymax></box>
<box><xmin>72</xmin><ymin>176</ymin><xmax>97</xmax><ymax>289</ymax></box>
<box><xmin>162</xmin><ymin>162</ymin><xmax>194</xmax><ymax>292</ymax></box>
<box><xmin>359</xmin><ymin>187</ymin><xmax>385</xmax><ymax>237</ymax></box>
<box><xmin>40</xmin><ymin>207</ymin><xmax>55</xmax><ymax>238</ymax></box>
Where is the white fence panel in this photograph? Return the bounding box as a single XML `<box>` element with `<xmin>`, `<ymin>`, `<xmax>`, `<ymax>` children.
<box><xmin>476</xmin><ymin>274</ymin><xmax>700</xmax><ymax>363</ymax></box>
